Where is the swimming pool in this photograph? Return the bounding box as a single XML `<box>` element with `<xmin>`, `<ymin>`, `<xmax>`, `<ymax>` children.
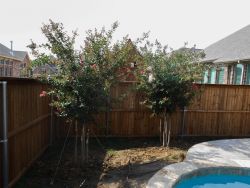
<box><xmin>147</xmin><ymin>139</ymin><xmax>250</xmax><ymax>188</ymax></box>
<box><xmin>174</xmin><ymin>174</ymin><xmax>250</xmax><ymax>188</ymax></box>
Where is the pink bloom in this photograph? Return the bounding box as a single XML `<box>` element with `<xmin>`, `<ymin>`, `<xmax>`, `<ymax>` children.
<box><xmin>140</xmin><ymin>70</ymin><xmax>145</xmax><ymax>75</ymax></box>
<box><xmin>91</xmin><ymin>64</ymin><xmax>97</xmax><ymax>69</ymax></box>
<box><xmin>39</xmin><ymin>91</ymin><xmax>47</xmax><ymax>97</ymax></box>
<box><xmin>79</xmin><ymin>60</ymin><xmax>84</xmax><ymax>66</ymax></box>
<box><xmin>79</xmin><ymin>55</ymin><xmax>84</xmax><ymax>66</ymax></box>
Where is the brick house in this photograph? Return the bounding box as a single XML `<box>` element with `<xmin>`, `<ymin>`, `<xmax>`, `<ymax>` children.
<box><xmin>32</xmin><ymin>63</ymin><xmax>58</xmax><ymax>77</ymax></box>
<box><xmin>202</xmin><ymin>25</ymin><xmax>250</xmax><ymax>85</ymax></box>
<box><xmin>0</xmin><ymin>42</ymin><xmax>30</xmax><ymax>77</ymax></box>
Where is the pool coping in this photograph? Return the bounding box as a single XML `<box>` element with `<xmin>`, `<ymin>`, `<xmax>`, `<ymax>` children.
<box><xmin>146</xmin><ymin>138</ymin><xmax>250</xmax><ymax>188</ymax></box>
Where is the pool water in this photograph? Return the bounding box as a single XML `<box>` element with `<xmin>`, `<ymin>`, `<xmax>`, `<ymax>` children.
<box><xmin>174</xmin><ymin>174</ymin><xmax>250</xmax><ymax>188</ymax></box>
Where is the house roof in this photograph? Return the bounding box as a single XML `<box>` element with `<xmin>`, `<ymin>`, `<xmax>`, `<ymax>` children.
<box><xmin>0</xmin><ymin>43</ymin><xmax>28</xmax><ymax>61</ymax></box>
<box><xmin>13</xmin><ymin>51</ymin><xmax>28</xmax><ymax>61</ymax></box>
<box><xmin>175</xmin><ymin>47</ymin><xmax>203</xmax><ymax>53</ymax></box>
<box><xmin>203</xmin><ymin>25</ymin><xmax>250</xmax><ymax>63</ymax></box>
<box><xmin>33</xmin><ymin>63</ymin><xmax>58</xmax><ymax>73</ymax></box>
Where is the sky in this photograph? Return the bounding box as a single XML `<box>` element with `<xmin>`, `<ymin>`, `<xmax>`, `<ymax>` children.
<box><xmin>1</xmin><ymin>0</ymin><xmax>250</xmax><ymax>55</ymax></box>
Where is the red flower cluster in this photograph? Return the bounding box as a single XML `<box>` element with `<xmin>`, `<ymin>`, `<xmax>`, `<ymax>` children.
<box><xmin>192</xmin><ymin>83</ymin><xmax>199</xmax><ymax>91</ymax></box>
<box><xmin>139</xmin><ymin>70</ymin><xmax>145</xmax><ymax>75</ymax></box>
<box><xmin>91</xmin><ymin>64</ymin><xmax>97</xmax><ymax>69</ymax></box>
<box><xmin>39</xmin><ymin>91</ymin><xmax>47</xmax><ymax>97</ymax></box>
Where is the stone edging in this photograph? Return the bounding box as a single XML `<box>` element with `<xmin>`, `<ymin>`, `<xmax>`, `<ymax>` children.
<box><xmin>147</xmin><ymin>138</ymin><xmax>250</xmax><ymax>188</ymax></box>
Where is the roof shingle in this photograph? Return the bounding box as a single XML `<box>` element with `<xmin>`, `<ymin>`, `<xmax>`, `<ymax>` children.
<box><xmin>0</xmin><ymin>43</ymin><xmax>28</xmax><ymax>61</ymax></box>
<box><xmin>203</xmin><ymin>25</ymin><xmax>250</xmax><ymax>63</ymax></box>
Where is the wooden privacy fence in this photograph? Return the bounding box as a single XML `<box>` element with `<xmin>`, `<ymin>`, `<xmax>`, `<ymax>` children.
<box><xmin>184</xmin><ymin>84</ymin><xmax>250</xmax><ymax>136</ymax></box>
<box><xmin>0</xmin><ymin>78</ymin><xmax>51</xmax><ymax>188</ymax></box>
<box><xmin>1</xmin><ymin>79</ymin><xmax>250</xmax><ymax>187</ymax></box>
<box><xmin>57</xmin><ymin>82</ymin><xmax>250</xmax><ymax>137</ymax></box>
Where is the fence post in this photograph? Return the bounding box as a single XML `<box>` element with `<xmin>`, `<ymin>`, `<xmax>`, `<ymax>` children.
<box><xmin>181</xmin><ymin>106</ymin><xmax>187</xmax><ymax>138</ymax></box>
<box><xmin>0</xmin><ymin>81</ymin><xmax>9</xmax><ymax>188</ymax></box>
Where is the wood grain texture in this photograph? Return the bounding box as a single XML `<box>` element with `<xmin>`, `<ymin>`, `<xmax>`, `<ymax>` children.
<box><xmin>2</xmin><ymin>78</ymin><xmax>250</xmax><ymax>187</ymax></box>
<box><xmin>0</xmin><ymin>78</ymin><xmax>50</xmax><ymax>188</ymax></box>
<box><xmin>57</xmin><ymin>83</ymin><xmax>250</xmax><ymax>138</ymax></box>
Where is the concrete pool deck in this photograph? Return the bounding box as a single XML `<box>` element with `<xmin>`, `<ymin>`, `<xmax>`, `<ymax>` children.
<box><xmin>147</xmin><ymin>138</ymin><xmax>250</xmax><ymax>188</ymax></box>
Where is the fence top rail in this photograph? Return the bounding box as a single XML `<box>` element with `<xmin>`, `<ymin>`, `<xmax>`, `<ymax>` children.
<box><xmin>116</xmin><ymin>82</ymin><xmax>250</xmax><ymax>88</ymax></box>
<box><xmin>0</xmin><ymin>77</ymin><xmax>43</xmax><ymax>85</ymax></box>
<box><xmin>0</xmin><ymin>77</ymin><xmax>36</xmax><ymax>81</ymax></box>
<box><xmin>1</xmin><ymin>77</ymin><xmax>250</xmax><ymax>88</ymax></box>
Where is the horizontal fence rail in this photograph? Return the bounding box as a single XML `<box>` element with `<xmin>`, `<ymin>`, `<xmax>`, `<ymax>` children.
<box><xmin>57</xmin><ymin>83</ymin><xmax>250</xmax><ymax>137</ymax></box>
<box><xmin>0</xmin><ymin>78</ymin><xmax>51</xmax><ymax>188</ymax></box>
<box><xmin>1</xmin><ymin>78</ymin><xmax>250</xmax><ymax>187</ymax></box>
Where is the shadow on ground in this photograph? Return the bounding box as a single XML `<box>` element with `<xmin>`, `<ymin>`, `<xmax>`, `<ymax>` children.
<box><xmin>14</xmin><ymin>137</ymin><xmax>206</xmax><ymax>188</ymax></box>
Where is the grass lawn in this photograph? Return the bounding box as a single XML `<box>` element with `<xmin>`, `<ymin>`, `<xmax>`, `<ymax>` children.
<box><xmin>14</xmin><ymin>137</ymin><xmax>202</xmax><ymax>188</ymax></box>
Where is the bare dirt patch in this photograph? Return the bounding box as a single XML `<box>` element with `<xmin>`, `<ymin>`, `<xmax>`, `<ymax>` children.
<box><xmin>14</xmin><ymin>138</ymin><xmax>198</xmax><ymax>188</ymax></box>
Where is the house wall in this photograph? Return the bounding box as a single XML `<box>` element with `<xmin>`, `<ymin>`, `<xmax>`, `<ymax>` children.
<box><xmin>229</xmin><ymin>64</ymin><xmax>235</xmax><ymax>84</ymax></box>
<box><xmin>223</xmin><ymin>66</ymin><xmax>228</xmax><ymax>84</ymax></box>
<box><xmin>204</xmin><ymin>62</ymin><xmax>250</xmax><ymax>85</ymax></box>
<box><xmin>0</xmin><ymin>55</ymin><xmax>30</xmax><ymax>77</ymax></box>
<box><xmin>19</xmin><ymin>55</ymin><xmax>31</xmax><ymax>77</ymax></box>
<box><xmin>0</xmin><ymin>58</ymin><xmax>21</xmax><ymax>77</ymax></box>
<box><xmin>13</xmin><ymin>60</ymin><xmax>22</xmax><ymax>77</ymax></box>
<box><xmin>242</xmin><ymin>63</ymin><xmax>249</xmax><ymax>85</ymax></box>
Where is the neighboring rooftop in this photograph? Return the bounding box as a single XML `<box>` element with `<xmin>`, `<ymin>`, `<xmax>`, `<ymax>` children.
<box><xmin>203</xmin><ymin>25</ymin><xmax>250</xmax><ymax>63</ymax></box>
<box><xmin>0</xmin><ymin>43</ymin><xmax>28</xmax><ymax>61</ymax></box>
<box><xmin>176</xmin><ymin>46</ymin><xmax>203</xmax><ymax>53</ymax></box>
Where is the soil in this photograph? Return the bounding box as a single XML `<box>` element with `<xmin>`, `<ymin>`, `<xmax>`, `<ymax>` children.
<box><xmin>14</xmin><ymin>137</ymin><xmax>200</xmax><ymax>188</ymax></box>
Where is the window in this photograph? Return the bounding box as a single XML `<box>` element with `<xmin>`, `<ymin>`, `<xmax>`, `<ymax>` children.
<box><xmin>203</xmin><ymin>70</ymin><xmax>209</xmax><ymax>83</ymax></box>
<box><xmin>246</xmin><ymin>64</ymin><xmax>250</xmax><ymax>85</ymax></box>
<box><xmin>217</xmin><ymin>67</ymin><xmax>224</xmax><ymax>84</ymax></box>
<box><xmin>235</xmin><ymin>64</ymin><xmax>243</xmax><ymax>84</ymax></box>
<box><xmin>209</xmin><ymin>67</ymin><xmax>216</xmax><ymax>84</ymax></box>
<box><xmin>0</xmin><ymin>60</ymin><xmax>13</xmax><ymax>76</ymax></box>
<box><xmin>9</xmin><ymin>68</ymin><xmax>12</xmax><ymax>76</ymax></box>
<box><xmin>0</xmin><ymin>67</ymin><xmax>3</xmax><ymax>76</ymax></box>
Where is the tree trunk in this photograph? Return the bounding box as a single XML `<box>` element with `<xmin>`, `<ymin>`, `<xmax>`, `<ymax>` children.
<box><xmin>81</xmin><ymin>123</ymin><xmax>86</xmax><ymax>165</ymax></box>
<box><xmin>167</xmin><ymin>116</ymin><xmax>171</xmax><ymax>147</ymax></box>
<box><xmin>159</xmin><ymin>118</ymin><xmax>162</xmax><ymax>144</ymax></box>
<box><xmin>86</xmin><ymin>129</ymin><xmax>89</xmax><ymax>163</ymax></box>
<box><xmin>163</xmin><ymin>113</ymin><xmax>168</xmax><ymax>147</ymax></box>
<box><xmin>165</xmin><ymin>114</ymin><xmax>168</xmax><ymax>147</ymax></box>
<box><xmin>74</xmin><ymin>120</ymin><xmax>78</xmax><ymax>164</ymax></box>
<box><xmin>162</xmin><ymin>111</ymin><xmax>172</xmax><ymax>148</ymax></box>
<box><xmin>105</xmin><ymin>94</ymin><xmax>111</xmax><ymax>136</ymax></box>
<box><xmin>162</xmin><ymin>118</ymin><xmax>165</xmax><ymax>146</ymax></box>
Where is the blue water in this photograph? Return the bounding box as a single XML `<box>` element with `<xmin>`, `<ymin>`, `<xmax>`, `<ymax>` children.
<box><xmin>175</xmin><ymin>174</ymin><xmax>250</xmax><ymax>188</ymax></box>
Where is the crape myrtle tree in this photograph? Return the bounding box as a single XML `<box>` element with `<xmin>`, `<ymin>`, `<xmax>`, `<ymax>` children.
<box><xmin>137</xmin><ymin>41</ymin><xmax>205</xmax><ymax>147</ymax></box>
<box><xmin>28</xmin><ymin>20</ymin><xmax>137</xmax><ymax>164</ymax></box>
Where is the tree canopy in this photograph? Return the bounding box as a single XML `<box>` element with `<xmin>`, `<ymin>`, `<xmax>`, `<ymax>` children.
<box><xmin>29</xmin><ymin>20</ymin><xmax>137</xmax><ymax>123</ymax></box>
<box><xmin>136</xmin><ymin>41</ymin><xmax>206</xmax><ymax>147</ymax></box>
<box><xmin>137</xmin><ymin>42</ymin><xmax>205</xmax><ymax>115</ymax></box>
